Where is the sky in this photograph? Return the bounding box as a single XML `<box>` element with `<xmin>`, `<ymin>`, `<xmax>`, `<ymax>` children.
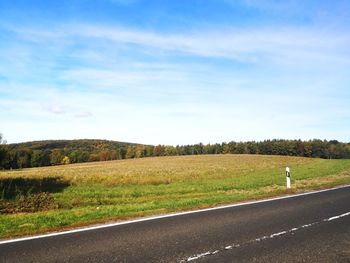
<box><xmin>0</xmin><ymin>0</ymin><xmax>350</xmax><ymax>145</ymax></box>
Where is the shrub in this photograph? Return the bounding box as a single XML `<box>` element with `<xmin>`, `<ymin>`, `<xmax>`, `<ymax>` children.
<box><xmin>0</xmin><ymin>192</ymin><xmax>58</xmax><ymax>214</ymax></box>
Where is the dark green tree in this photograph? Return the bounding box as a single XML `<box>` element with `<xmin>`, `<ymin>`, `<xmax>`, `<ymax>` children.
<box><xmin>0</xmin><ymin>133</ymin><xmax>7</xmax><ymax>169</ymax></box>
<box><xmin>50</xmin><ymin>149</ymin><xmax>64</xmax><ymax>165</ymax></box>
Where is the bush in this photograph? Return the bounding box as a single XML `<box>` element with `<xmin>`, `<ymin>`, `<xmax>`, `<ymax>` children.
<box><xmin>0</xmin><ymin>192</ymin><xmax>58</xmax><ymax>214</ymax></box>
<box><xmin>0</xmin><ymin>177</ymin><xmax>70</xmax><ymax>199</ymax></box>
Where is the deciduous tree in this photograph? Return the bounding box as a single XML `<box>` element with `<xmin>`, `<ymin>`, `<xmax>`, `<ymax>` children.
<box><xmin>0</xmin><ymin>133</ymin><xmax>7</xmax><ymax>169</ymax></box>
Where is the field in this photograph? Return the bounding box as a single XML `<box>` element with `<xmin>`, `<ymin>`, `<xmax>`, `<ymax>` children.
<box><xmin>1</xmin><ymin>154</ymin><xmax>350</xmax><ymax>239</ymax></box>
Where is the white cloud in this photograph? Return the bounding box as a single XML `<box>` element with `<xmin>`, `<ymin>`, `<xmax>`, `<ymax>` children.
<box><xmin>1</xmin><ymin>21</ymin><xmax>350</xmax><ymax>144</ymax></box>
<box><xmin>43</xmin><ymin>104</ymin><xmax>66</xmax><ymax>114</ymax></box>
<box><xmin>75</xmin><ymin>111</ymin><xmax>93</xmax><ymax>118</ymax></box>
<box><xmin>7</xmin><ymin>23</ymin><xmax>350</xmax><ymax>67</ymax></box>
<box><xmin>60</xmin><ymin>68</ymin><xmax>189</xmax><ymax>90</ymax></box>
<box><xmin>73</xmin><ymin>25</ymin><xmax>349</xmax><ymax>67</ymax></box>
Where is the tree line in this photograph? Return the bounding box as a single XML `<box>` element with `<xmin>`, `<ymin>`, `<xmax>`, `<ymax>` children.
<box><xmin>0</xmin><ymin>135</ymin><xmax>349</xmax><ymax>170</ymax></box>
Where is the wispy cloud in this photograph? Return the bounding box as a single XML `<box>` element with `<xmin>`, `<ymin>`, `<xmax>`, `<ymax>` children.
<box><xmin>1</xmin><ymin>0</ymin><xmax>350</xmax><ymax>144</ymax></box>
<box><xmin>7</xmin><ymin>23</ymin><xmax>350</xmax><ymax>67</ymax></box>
<box><xmin>43</xmin><ymin>104</ymin><xmax>66</xmax><ymax>115</ymax></box>
<box><xmin>75</xmin><ymin>111</ymin><xmax>93</xmax><ymax>118</ymax></box>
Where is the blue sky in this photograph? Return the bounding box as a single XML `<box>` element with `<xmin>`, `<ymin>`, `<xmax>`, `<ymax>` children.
<box><xmin>1</xmin><ymin>0</ymin><xmax>350</xmax><ymax>145</ymax></box>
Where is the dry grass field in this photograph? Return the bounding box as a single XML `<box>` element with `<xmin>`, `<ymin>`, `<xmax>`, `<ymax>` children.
<box><xmin>1</xmin><ymin>154</ymin><xmax>350</xmax><ymax>239</ymax></box>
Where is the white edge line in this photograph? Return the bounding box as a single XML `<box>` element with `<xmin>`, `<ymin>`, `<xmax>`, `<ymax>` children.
<box><xmin>0</xmin><ymin>184</ymin><xmax>349</xmax><ymax>245</ymax></box>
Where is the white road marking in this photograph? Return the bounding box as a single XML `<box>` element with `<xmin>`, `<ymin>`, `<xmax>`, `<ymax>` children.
<box><xmin>180</xmin><ymin>251</ymin><xmax>218</xmax><ymax>262</ymax></box>
<box><xmin>179</xmin><ymin>210</ymin><xmax>350</xmax><ymax>262</ymax></box>
<box><xmin>255</xmin><ymin>236</ymin><xmax>267</xmax><ymax>242</ymax></box>
<box><xmin>326</xmin><ymin>211</ymin><xmax>350</xmax><ymax>221</ymax></box>
<box><xmin>270</xmin><ymin>231</ymin><xmax>287</xmax><ymax>238</ymax></box>
<box><xmin>0</xmin><ymin>184</ymin><xmax>349</xmax><ymax>245</ymax></box>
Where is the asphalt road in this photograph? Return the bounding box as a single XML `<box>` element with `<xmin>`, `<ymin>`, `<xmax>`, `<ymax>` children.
<box><xmin>1</xmin><ymin>186</ymin><xmax>350</xmax><ymax>263</ymax></box>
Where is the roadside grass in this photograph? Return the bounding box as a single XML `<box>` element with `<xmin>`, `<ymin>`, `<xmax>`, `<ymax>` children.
<box><xmin>1</xmin><ymin>154</ymin><xmax>350</xmax><ymax>239</ymax></box>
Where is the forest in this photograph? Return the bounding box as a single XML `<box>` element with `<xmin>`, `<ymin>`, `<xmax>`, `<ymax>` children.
<box><xmin>0</xmin><ymin>134</ymin><xmax>349</xmax><ymax>170</ymax></box>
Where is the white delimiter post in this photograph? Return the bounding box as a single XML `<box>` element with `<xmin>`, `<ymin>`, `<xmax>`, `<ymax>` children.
<box><xmin>286</xmin><ymin>167</ymin><xmax>291</xmax><ymax>189</ymax></box>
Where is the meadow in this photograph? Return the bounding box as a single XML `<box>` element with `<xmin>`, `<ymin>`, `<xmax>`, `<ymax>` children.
<box><xmin>1</xmin><ymin>154</ymin><xmax>350</xmax><ymax>239</ymax></box>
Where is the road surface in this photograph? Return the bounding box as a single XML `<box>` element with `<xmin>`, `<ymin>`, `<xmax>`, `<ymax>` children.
<box><xmin>1</xmin><ymin>185</ymin><xmax>349</xmax><ymax>262</ymax></box>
